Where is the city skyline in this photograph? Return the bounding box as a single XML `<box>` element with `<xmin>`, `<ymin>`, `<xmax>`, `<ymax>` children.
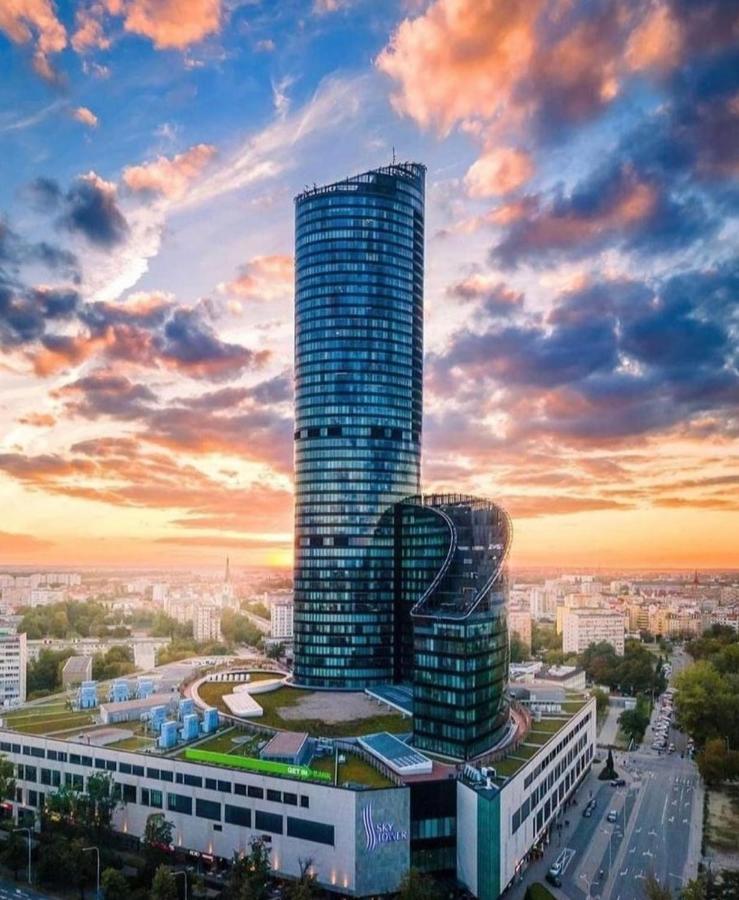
<box><xmin>1</xmin><ymin>1</ymin><xmax>738</xmax><ymax>570</ymax></box>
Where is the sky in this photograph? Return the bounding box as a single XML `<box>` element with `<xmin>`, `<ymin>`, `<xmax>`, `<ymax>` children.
<box><xmin>0</xmin><ymin>0</ymin><xmax>737</xmax><ymax>571</ymax></box>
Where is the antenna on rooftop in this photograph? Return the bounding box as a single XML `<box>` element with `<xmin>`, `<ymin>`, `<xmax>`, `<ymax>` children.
<box><xmin>392</xmin><ymin>145</ymin><xmax>396</xmax><ymax>164</ymax></box>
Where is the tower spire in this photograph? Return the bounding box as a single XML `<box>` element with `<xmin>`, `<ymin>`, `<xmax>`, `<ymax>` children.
<box><xmin>225</xmin><ymin>555</ymin><xmax>230</xmax><ymax>583</ymax></box>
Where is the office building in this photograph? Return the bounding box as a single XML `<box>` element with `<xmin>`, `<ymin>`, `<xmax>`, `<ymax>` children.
<box><xmin>194</xmin><ymin>606</ymin><xmax>222</xmax><ymax>643</ymax></box>
<box><xmin>293</xmin><ymin>163</ymin><xmax>425</xmax><ymax>689</ymax></box>
<box><xmin>507</xmin><ymin>606</ymin><xmax>532</xmax><ymax>649</ymax></box>
<box><xmin>0</xmin><ymin>631</ymin><xmax>27</xmax><ymax>707</ymax></box>
<box><xmin>271</xmin><ymin>600</ymin><xmax>294</xmax><ymax>640</ymax></box>
<box><xmin>562</xmin><ymin>608</ymin><xmax>625</xmax><ymax>655</ymax></box>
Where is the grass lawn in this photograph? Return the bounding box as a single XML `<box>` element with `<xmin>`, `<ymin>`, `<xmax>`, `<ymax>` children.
<box><xmin>706</xmin><ymin>784</ymin><xmax>739</xmax><ymax>855</ymax></box>
<box><xmin>177</xmin><ymin>728</ymin><xmax>264</xmax><ymax>758</ymax></box>
<box><xmin>514</xmin><ymin>743</ymin><xmax>541</xmax><ymax>760</ymax></box>
<box><xmin>491</xmin><ymin>757</ymin><xmax>527</xmax><ymax>777</ymax></box>
<box><xmin>310</xmin><ymin>752</ymin><xmax>393</xmax><ymax>788</ymax></box>
<box><xmin>10</xmin><ymin>712</ymin><xmax>95</xmax><ymax>734</ymax></box>
<box><xmin>531</xmin><ymin>718</ymin><xmax>568</xmax><ymax>733</ymax></box>
<box><xmin>562</xmin><ymin>700</ymin><xmax>588</xmax><ymax>714</ymax></box>
<box><xmin>196</xmin><ymin>674</ymin><xmax>282</xmax><ymax>711</ymax></box>
<box><xmin>109</xmin><ymin>736</ymin><xmax>156</xmax><ymax>751</ymax></box>
<box><xmin>254</xmin><ymin>687</ymin><xmax>407</xmax><ymax>738</ymax></box>
<box><xmin>525</xmin><ymin>884</ymin><xmax>556</xmax><ymax>900</ymax></box>
<box><xmin>526</xmin><ymin>730</ymin><xmax>555</xmax><ymax>746</ymax></box>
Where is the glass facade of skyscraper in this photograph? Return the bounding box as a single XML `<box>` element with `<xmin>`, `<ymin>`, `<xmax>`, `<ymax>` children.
<box><xmin>396</xmin><ymin>494</ymin><xmax>511</xmax><ymax>760</ymax></box>
<box><xmin>293</xmin><ymin>163</ymin><xmax>425</xmax><ymax>689</ymax></box>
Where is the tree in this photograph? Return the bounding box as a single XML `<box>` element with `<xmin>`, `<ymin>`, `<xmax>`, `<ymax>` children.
<box><xmin>619</xmin><ymin>707</ymin><xmax>650</xmax><ymax>745</ymax></box>
<box><xmin>285</xmin><ymin>859</ymin><xmax>317</xmax><ymax>900</ymax></box>
<box><xmin>150</xmin><ymin>866</ymin><xmax>178</xmax><ymax>900</ymax></box>
<box><xmin>681</xmin><ymin>875</ymin><xmax>708</xmax><ymax>900</ymax></box>
<box><xmin>696</xmin><ymin>738</ymin><xmax>739</xmax><ymax>786</ymax></box>
<box><xmin>600</xmin><ymin>748</ymin><xmax>618</xmax><ymax>780</ymax></box>
<box><xmin>101</xmin><ymin>868</ymin><xmax>129</xmax><ymax>900</ymax></box>
<box><xmin>2</xmin><ymin>829</ymin><xmax>27</xmax><ymax>880</ymax></box>
<box><xmin>0</xmin><ymin>753</ymin><xmax>16</xmax><ymax>801</ymax></box>
<box><xmin>397</xmin><ymin>868</ymin><xmax>443</xmax><ymax>900</ymax></box>
<box><xmin>266</xmin><ymin>642</ymin><xmax>285</xmax><ymax>660</ymax></box>
<box><xmin>591</xmin><ymin>688</ymin><xmax>609</xmax><ymax>716</ymax></box>
<box><xmin>142</xmin><ymin>813</ymin><xmax>174</xmax><ymax>874</ymax></box>
<box><xmin>675</xmin><ymin>660</ymin><xmax>739</xmax><ymax>749</ymax></box>
<box><xmin>509</xmin><ymin>634</ymin><xmax>529</xmax><ymax>664</ymax></box>
<box><xmin>644</xmin><ymin>872</ymin><xmax>673</xmax><ymax>899</ymax></box>
<box><xmin>224</xmin><ymin>839</ymin><xmax>272</xmax><ymax>900</ymax></box>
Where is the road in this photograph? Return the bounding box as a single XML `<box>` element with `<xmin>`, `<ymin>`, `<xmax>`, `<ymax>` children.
<box><xmin>509</xmin><ymin>650</ymin><xmax>701</xmax><ymax>900</ymax></box>
<box><xmin>0</xmin><ymin>879</ymin><xmax>54</xmax><ymax>900</ymax></box>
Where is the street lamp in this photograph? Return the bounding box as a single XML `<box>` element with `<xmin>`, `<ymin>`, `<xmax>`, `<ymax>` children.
<box><xmin>13</xmin><ymin>827</ymin><xmax>32</xmax><ymax>884</ymax></box>
<box><xmin>174</xmin><ymin>868</ymin><xmax>188</xmax><ymax>900</ymax></box>
<box><xmin>83</xmin><ymin>846</ymin><xmax>100</xmax><ymax>900</ymax></box>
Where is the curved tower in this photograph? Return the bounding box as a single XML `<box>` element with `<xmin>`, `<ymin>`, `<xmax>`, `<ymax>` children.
<box><xmin>293</xmin><ymin>163</ymin><xmax>426</xmax><ymax>689</ymax></box>
<box><xmin>396</xmin><ymin>494</ymin><xmax>512</xmax><ymax>759</ymax></box>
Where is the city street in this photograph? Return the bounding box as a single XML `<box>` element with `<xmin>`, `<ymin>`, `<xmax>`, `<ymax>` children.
<box><xmin>0</xmin><ymin>879</ymin><xmax>53</xmax><ymax>900</ymax></box>
<box><xmin>509</xmin><ymin>654</ymin><xmax>701</xmax><ymax>900</ymax></box>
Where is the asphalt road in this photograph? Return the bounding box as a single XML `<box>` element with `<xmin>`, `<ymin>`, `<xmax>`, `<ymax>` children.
<box><xmin>509</xmin><ymin>651</ymin><xmax>701</xmax><ymax>900</ymax></box>
<box><xmin>0</xmin><ymin>879</ymin><xmax>54</xmax><ymax>900</ymax></box>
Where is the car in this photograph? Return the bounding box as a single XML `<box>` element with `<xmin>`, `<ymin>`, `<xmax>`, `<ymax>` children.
<box><xmin>546</xmin><ymin>873</ymin><xmax>563</xmax><ymax>888</ymax></box>
<box><xmin>668</xmin><ymin>743</ymin><xmax>676</xmax><ymax>752</ymax></box>
<box><xmin>607</xmin><ymin>810</ymin><xmax>618</xmax><ymax>823</ymax></box>
<box><xmin>611</xmin><ymin>778</ymin><xmax>626</xmax><ymax>786</ymax></box>
<box><xmin>583</xmin><ymin>807</ymin><xmax>593</xmax><ymax>818</ymax></box>
<box><xmin>548</xmin><ymin>862</ymin><xmax>563</xmax><ymax>877</ymax></box>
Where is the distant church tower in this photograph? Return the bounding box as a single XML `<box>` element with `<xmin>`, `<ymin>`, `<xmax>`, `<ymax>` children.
<box><xmin>222</xmin><ymin>556</ymin><xmax>235</xmax><ymax>607</ymax></box>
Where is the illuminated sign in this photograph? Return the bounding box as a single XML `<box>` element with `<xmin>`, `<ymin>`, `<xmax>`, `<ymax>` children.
<box><xmin>362</xmin><ymin>802</ymin><xmax>408</xmax><ymax>851</ymax></box>
<box><xmin>183</xmin><ymin>748</ymin><xmax>333</xmax><ymax>783</ymax></box>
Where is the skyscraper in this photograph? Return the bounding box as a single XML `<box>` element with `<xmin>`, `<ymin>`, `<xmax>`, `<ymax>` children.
<box><xmin>293</xmin><ymin>163</ymin><xmax>425</xmax><ymax>689</ymax></box>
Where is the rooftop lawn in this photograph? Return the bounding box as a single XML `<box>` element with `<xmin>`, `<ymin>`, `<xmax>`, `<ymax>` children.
<box><xmin>196</xmin><ymin>674</ymin><xmax>283</xmax><ymax>711</ymax></box>
<box><xmin>7</xmin><ymin>711</ymin><xmax>95</xmax><ymax>734</ymax></box>
<box><xmin>511</xmin><ymin>742</ymin><xmax>540</xmax><ymax>760</ymax></box>
<box><xmin>491</xmin><ymin>756</ymin><xmax>527</xmax><ymax>777</ymax></box>
<box><xmin>525</xmin><ymin>730</ymin><xmax>555</xmax><ymax>746</ymax></box>
<box><xmin>249</xmin><ymin>687</ymin><xmax>408</xmax><ymax>738</ymax></box>
<box><xmin>309</xmin><ymin>752</ymin><xmax>393</xmax><ymax>789</ymax></box>
<box><xmin>109</xmin><ymin>736</ymin><xmax>157</xmax><ymax>751</ymax></box>
<box><xmin>530</xmin><ymin>718</ymin><xmax>568</xmax><ymax>733</ymax></box>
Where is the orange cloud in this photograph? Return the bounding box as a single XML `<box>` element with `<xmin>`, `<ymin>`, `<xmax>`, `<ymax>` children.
<box><xmin>465</xmin><ymin>147</ymin><xmax>534</xmax><ymax>197</ymax></box>
<box><xmin>17</xmin><ymin>412</ymin><xmax>56</xmax><ymax>427</ymax></box>
<box><xmin>113</xmin><ymin>0</ymin><xmax>221</xmax><ymax>49</ymax></box>
<box><xmin>0</xmin><ymin>0</ymin><xmax>67</xmax><ymax>81</ymax></box>
<box><xmin>219</xmin><ymin>255</ymin><xmax>294</xmax><ymax>301</ymax></box>
<box><xmin>122</xmin><ymin>144</ymin><xmax>217</xmax><ymax>199</ymax></box>
<box><xmin>377</xmin><ymin>0</ymin><xmax>543</xmax><ymax>134</ymax></box>
<box><xmin>72</xmin><ymin>106</ymin><xmax>99</xmax><ymax>128</ymax></box>
<box><xmin>29</xmin><ymin>334</ymin><xmax>106</xmax><ymax>376</ymax></box>
<box><xmin>72</xmin><ymin>3</ymin><xmax>111</xmax><ymax>51</ymax></box>
<box><xmin>0</xmin><ymin>530</ymin><xmax>52</xmax><ymax>555</ymax></box>
<box><xmin>626</xmin><ymin>2</ymin><xmax>682</xmax><ymax>73</ymax></box>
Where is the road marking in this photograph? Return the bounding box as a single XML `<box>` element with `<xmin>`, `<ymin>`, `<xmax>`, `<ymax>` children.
<box><xmin>629</xmin><ymin>847</ymin><xmax>636</xmax><ymax>854</ymax></box>
<box><xmin>648</xmin><ymin>829</ymin><xmax>658</xmax><ymax>837</ymax></box>
<box><xmin>683</xmin><ymin>818</ymin><xmax>688</xmax><ymax>824</ymax></box>
<box><xmin>643</xmin><ymin>850</ymin><xmax>654</xmax><ymax>858</ymax></box>
<box><xmin>620</xmin><ymin>869</ymin><xmax>629</xmax><ymax>876</ymax></box>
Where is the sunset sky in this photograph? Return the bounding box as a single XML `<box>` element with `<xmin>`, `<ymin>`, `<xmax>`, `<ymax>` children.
<box><xmin>0</xmin><ymin>0</ymin><xmax>737</xmax><ymax>570</ymax></box>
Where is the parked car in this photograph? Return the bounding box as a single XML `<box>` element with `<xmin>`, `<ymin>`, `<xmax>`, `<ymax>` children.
<box><xmin>548</xmin><ymin>862</ymin><xmax>563</xmax><ymax>877</ymax></box>
<box><xmin>611</xmin><ymin>778</ymin><xmax>626</xmax><ymax>787</ymax></box>
<box><xmin>546</xmin><ymin>873</ymin><xmax>563</xmax><ymax>888</ymax></box>
<box><xmin>607</xmin><ymin>810</ymin><xmax>618</xmax><ymax>823</ymax></box>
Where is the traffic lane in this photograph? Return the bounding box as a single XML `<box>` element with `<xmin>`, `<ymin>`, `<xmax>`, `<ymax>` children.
<box><xmin>618</xmin><ymin>769</ymin><xmax>693</xmax><ymax>892</ymax></box>
<box><xmin>0</xmin><ymin>879</ymin><xmax>54</xmax><ymax>900</ymax></box>
<box><xmin>561</xmin><ymin>784</ymin><xmax>634</xmax><ymax>898</ymax></box>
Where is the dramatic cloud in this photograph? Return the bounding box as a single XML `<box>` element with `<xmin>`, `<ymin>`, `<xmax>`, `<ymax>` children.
<box><xmin>0</xmin><ymin>0</ymin><xmax>67</xmax><ymax>82</ymax></box>
<box><xmin>122</xmin><ymin>144</ymin><xmax>217</xmax><ymax>199</ymax></box>
<box><xmin>429</xmin><ymin>264</ymin><xmax>739</xmax><ymax>448</ymax></box>
<box><xmin>0</xmin><ymin>439</ymin><xmax>292</xmax><ymax>533</ymax></box>
<box><xmin>58</xmin><ymin>172</ymin><xmax>129</xmax><ymax>247</ymax></box>
<box><xmin>219</xmin><ymin>254</ymin><xmax>294</xmax><ymax>301</ymax></box>
<box><xmin>0</xmin><ymin>530</ymin><xmax>53</xmax><ymax>554</ymax></box>
<box><xmin>465</xmin><ymin>147</ymin><xmax>534</xmax><ymax>197</ymax></box>
<box><xmin>446</xmin><ymin>275</ymin><xmax>523</xmax><ymax>317</ymax></box>
<box><xmin>0</xmin><ymin>283</ymin><xmax>80</xmax><ymax>350</ymax></box>
<box><xmin>72</xmin><ymin>0</ymin><xmax>222</xmax><ymax>53</ymax></box>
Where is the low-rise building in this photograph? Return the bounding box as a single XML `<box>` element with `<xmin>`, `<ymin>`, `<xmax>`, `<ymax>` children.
<box><xmin>271</xmin><ymin>600</ymin><xmax>294</xmax><ymax>640</ymax></box>
<box><xmin>562</xmin><ymin>608</ymin><xmax>625</xmax><ymax>655</ymax></box>
<box><xmin>0</xmin><ymin>631</ymin><xmax>26</xmax><ymax>707</ymax></box>
<box><xmin>61</xmin><ymin>655</ymin><xmax>92</xmax><ymax>687</ymax></box>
